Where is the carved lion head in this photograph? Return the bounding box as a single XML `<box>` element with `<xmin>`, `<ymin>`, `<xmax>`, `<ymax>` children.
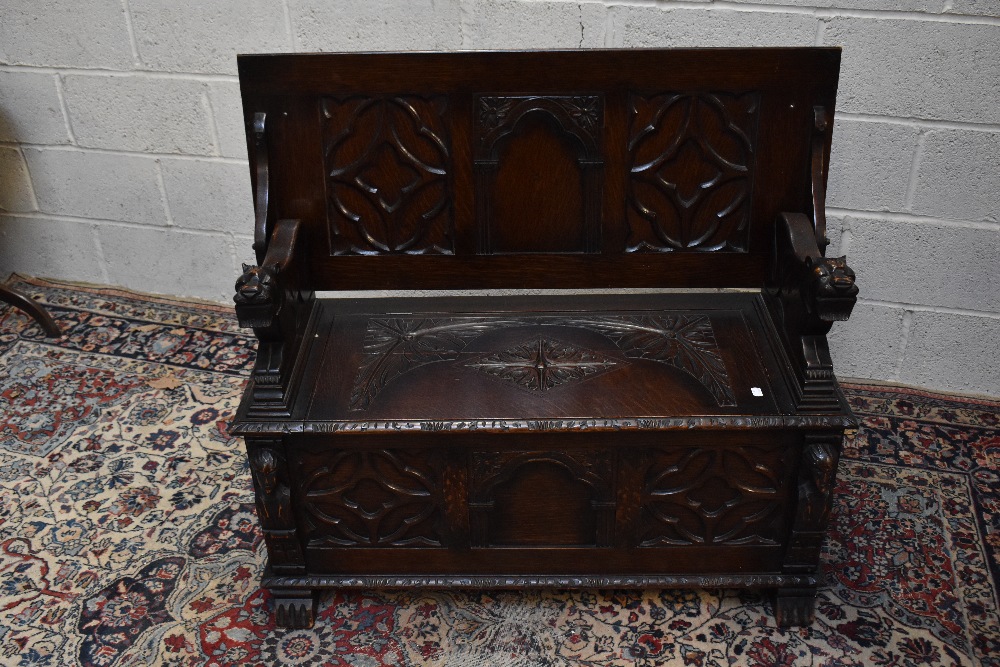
<box><xmin>234</xmin><ymin>264</ymin><xmax>276</xmax><ymax>305</ymax></box>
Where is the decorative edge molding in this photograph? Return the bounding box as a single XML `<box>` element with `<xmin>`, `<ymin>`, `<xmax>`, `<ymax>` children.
<box><xmin>232</xmin><ymin>414</ymin><xmax>858</xmax><ymax>436</ymax></box>
<box><xmin>262</xmin><ymin>573</ymin><xmax>818</xmax><ymax>589</ymax></box>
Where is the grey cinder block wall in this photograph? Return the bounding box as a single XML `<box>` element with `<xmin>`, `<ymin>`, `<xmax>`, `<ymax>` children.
<box><xmin>0</xmin><ymin>0</ymin><xmax>997</xmax><ymax>397</ymax></box>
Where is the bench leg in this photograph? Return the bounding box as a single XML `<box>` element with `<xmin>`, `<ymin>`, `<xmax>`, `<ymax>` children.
<box><xmin>272</xmin><ymin>587</ymin><xmax>318</xmax><ymax>629</ymax></box>
<box><xmin>774</xmin><ymin>586</ymin><xmax>817</xmax><ymax>627</ymax></box>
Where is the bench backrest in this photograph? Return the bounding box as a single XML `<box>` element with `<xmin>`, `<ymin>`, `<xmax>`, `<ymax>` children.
<box><xmin>238</xmin><ymin>48</ymin><xmax>840</xmax><ymax>290</ymax></box>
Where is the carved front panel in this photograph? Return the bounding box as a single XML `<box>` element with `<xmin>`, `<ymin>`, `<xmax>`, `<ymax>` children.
<box><xmin>470</xmin><ymin>450</ymin><xmax>615</xmax><ymax>548</ymax></box>
<box><xmin>322</xmin><ymin>95</ymin><xmax>452</xmax><ymax>255</ymax></box>
<box><xmin>475</xmin><ymin>95</ymin><xmax>604</xmax><ymax>254</ymax></box>
<box><xmin>295</xmin><ymin>449</ymin><xmax>446</xmax><ymax>548</ymax></box>
<box><xmin>627</xmin><ymin>92</ymin><xmax>760</xmax><ymax>252</ymax></box>
<box><xmin>639</xmin><ymin>445</ymin><xmax>790</xmax><ymax>547</ymax></box>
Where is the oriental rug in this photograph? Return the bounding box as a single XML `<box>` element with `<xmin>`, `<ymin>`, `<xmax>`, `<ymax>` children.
<box><xmin>0</xmin><ymin>275</ymin><xmax>997</xmax><ymax>667</ymax></box>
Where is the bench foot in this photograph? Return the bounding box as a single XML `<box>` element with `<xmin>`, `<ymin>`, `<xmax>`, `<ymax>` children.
<box><xmin>774</xmin><ymin>586</ymin><xmax>817</xmax><ymax>627</ymax></box>
<box><xmin>272</xmin><ymin>588</ymin><xmax>318</xmax><ymax>629</ymax></box>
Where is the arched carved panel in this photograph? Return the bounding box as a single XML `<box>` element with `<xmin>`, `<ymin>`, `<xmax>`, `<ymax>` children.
<box><xmin>470</xmin><ymin>450</ymin><xmax>614</xmax><ymax>547</ymax></box>
<box><xmin>639</xmin><ymin>445</ymin><xmax>790</xmax><ymax>546</ymax></box>
<box><xmin>627</xmin><ymin>92</ymin><xmax>759</xmax><ymax>253</ymax></box>
<box><xmin>475</xmin><ymin>95</ymin><xmax>604</xmax><ymax>254</ymax></box>
<box><xmin>322</xmin><ymin>95</ymin><xmax>453</xmax><ymax>256</ymax></box>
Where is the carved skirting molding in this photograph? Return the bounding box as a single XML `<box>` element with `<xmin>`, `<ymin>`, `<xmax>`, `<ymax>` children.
<box><xmin>232</xmin><ymin>414</ymin><xmax>858</xmax><ymax>436</ymax></box>
<box><xmin>262</xmin><ymin>573</ymin><xmax>818</xmax><ymax>590</ymax></box>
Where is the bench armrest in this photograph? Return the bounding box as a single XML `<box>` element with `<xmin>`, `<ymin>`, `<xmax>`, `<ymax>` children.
<box><xmin>774</xmin><ymin>211</ymin><xmax>858</xmax><ymax>331</ymax></box>
<box><xmin>234</xmin><ymin>217</ymin><xmax>315</xmax><ymax>416</ymax></box>
<box><xmin>765</xmin><ymin>212</ymin><xmax>859</xmax><ymax>412</ymax></box>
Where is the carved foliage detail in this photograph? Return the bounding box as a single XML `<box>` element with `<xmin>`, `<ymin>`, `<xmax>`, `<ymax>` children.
<box><xmin>560</xmin><ymin>315</ymin><xmax>736</xmax><ymax>406</ymax></box>
<box><xmin>349</xmin><ymin>317</ymin><xmax>523</xmax><ymax>410</ymax></box>
<box><xmin>467</xmin><ymin>337</ymin><xmax>619</xmax><ymax>392</ymax></box>
<box><xmin>627</xmin><ymin>92</ymin><xmax>760</xmax><ymax>252</ymax></box>
<box><xmin>299</xmin><ymin>450</ymin><xmax>444</xmax><ymax>547</ymax></box>
<box><xmin>322</xmin><ymin>95</ymin><xmax>452</xmax><ymax>255</ymax></box>
<box><xmin>476</xmin><ymin>95</ymin><xmax>602</xmax><ymax>158</ymax></box>
<box><xmin>349</xmin><ymin>314</ymin><xmax>736</xmax><ymax>410</ymax></box>
<box><xmin>640</xmin><ymin>446</ymin><xmax>788</xmax><ymax>546</ymax></box>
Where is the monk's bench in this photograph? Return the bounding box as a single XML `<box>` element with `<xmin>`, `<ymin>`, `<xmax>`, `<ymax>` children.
<box><xmin>230</xmin><ymin>48</ymin><xmax>859</xmax><ymax>629</ymax></box>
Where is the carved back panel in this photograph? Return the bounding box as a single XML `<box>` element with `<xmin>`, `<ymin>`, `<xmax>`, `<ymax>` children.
<box><xmin>321</xmin><ymin>95</ymin><xmax>453</xmax><ymax>256</ymax></box>
<box><xmin>238</xmin><ymin>49</ymin><xmax>840</xmax><ymax>289</ymax></box>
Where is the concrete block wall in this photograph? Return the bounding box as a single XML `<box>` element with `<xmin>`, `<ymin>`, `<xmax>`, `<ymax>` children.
<box><xmin>0</xmin><ymin>0</ymin><xmax>997</xmax><ymax>396</ymax></box>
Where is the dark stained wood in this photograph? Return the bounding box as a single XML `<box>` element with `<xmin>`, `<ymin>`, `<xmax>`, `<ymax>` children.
<box><xmin>0</xmin><ymin>283</ymin><xmax>62</xmax><ymax>337</ymax></box>
<box><xmin>238</xmin><ymin>48</ymin><xmax>840</xmax><ymax>290</ymax></box>
<box><xmin>232</xmin><ymin>48</ymin><xmax>857</xmax><ymax>629</ymax></box>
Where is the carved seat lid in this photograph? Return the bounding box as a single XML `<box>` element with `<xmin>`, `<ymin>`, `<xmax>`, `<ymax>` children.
<box><xmin>252</xmin><ymin>292</ymin><xmax>825</xmax><ymax>432</ymax></box>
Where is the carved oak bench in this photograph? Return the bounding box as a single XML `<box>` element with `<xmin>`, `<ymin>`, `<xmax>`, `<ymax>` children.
<box><xmin>231</xmin><ymin>48</ymin><xmax>858</xmax><ymax>629</ymax></box>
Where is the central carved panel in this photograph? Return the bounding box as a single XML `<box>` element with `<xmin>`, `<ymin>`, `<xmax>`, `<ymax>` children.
<box><xmin>466</xmin><ymin>337</ymin><xmax>620</xmax><ymax>392</ymax></box>
<box><xmin>470</xmin><ymin>450</ymin><xmax>615</xmax><ymax>547</ymax></box>
<box><xmin>474</xmin><ymin>94</ymin><xmax>604</xmax><ymax>254</ymax></box>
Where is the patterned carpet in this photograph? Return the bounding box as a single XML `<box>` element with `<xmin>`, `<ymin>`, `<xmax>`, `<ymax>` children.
<box><xmin>0</xmin><ymin>274</ymin><xmax>997</xmax><ymax>667</ymax></box>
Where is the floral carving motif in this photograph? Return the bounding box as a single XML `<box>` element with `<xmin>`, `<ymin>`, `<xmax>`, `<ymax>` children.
<box><xmin>476</xmin><ymin>95</ymin><xmax>600</xmax><ymax>137</ymax></box>
<box><xmin>349</xmin><ymin>317</ymin><xmax>525</xmax><ymax>410</ymax></box>
<box><xmin>627</xmin><ymin>92</ymin><xmax>759</xmax><ymax>252</ymax></box>
<box><xmin>477</xmin><ymin>97</ymin><xmax>515</xmax><ymax>132</ymax></box>
<box><xmin>559</xmin><ymin>315</ymin><xmax>736</xmax><ymax>406</ymax></box>
<box><xmin>467</xmin><ymin>337</ymin><xmax>619</xmax><ymax>392</ymax></box>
